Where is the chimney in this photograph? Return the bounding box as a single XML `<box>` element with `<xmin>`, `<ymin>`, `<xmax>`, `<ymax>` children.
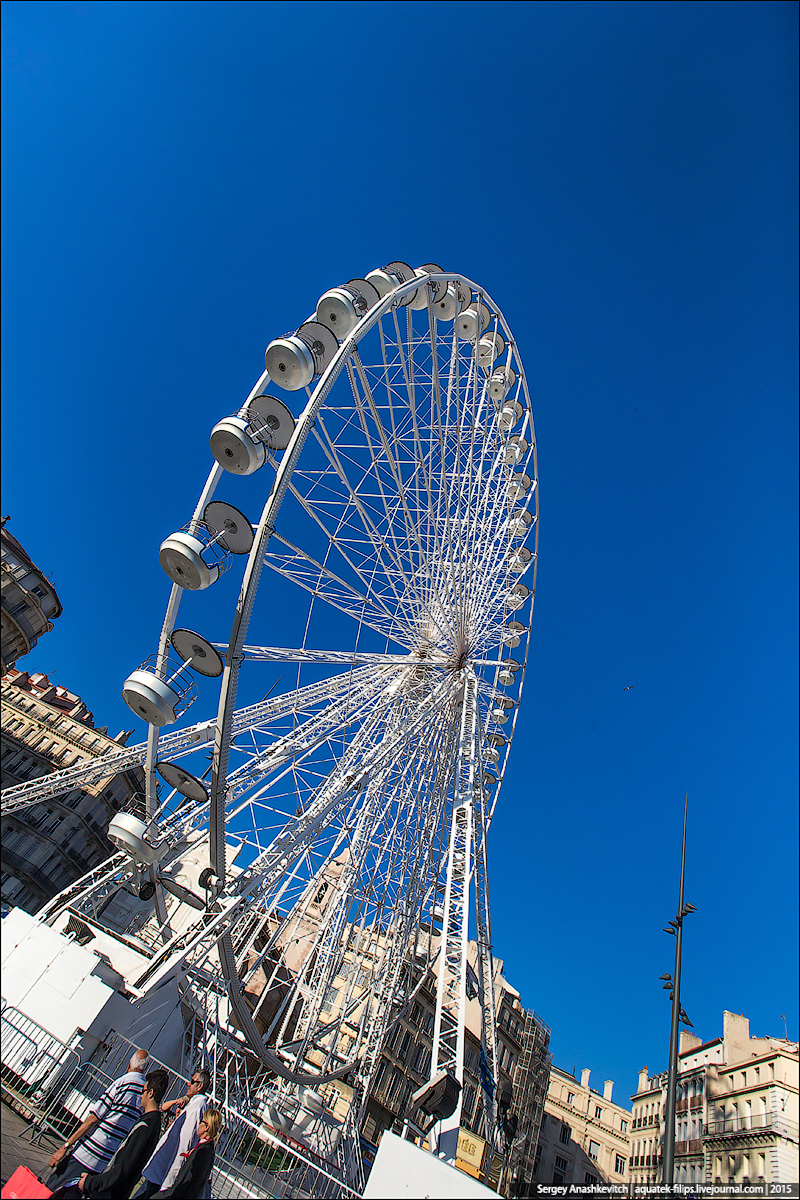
<box><xmin>723</xmin><ymin>1012</ymin><xmax>750</xmax><ymax>1062</ymax></box>
<box><xmin>603</xmin><ymin>1080</ymin><xmax>614</xmax><ymax>1102</ymax></box>
<box><xmin>581</xmin><ymin>1068</ymin><xmax>591</xmax><ymax>1090</ymax></box>
<box><xmin>680</xmin><ymin>1031</ymin><xmax>702</xmax><ymax>1054</ymax></box>
<box><xmin>638</xmin><ymin>1067</ymin><xmax>649</xmax><ymax>1093</ymax></box>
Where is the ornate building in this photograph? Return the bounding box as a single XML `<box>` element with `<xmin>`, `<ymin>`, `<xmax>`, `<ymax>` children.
<box><xmin>531</xmin><ymin>1063</ymin><xmax>632</xmax><ymax>1190</ymax></box>
<box><xmin>629</xmin><ymin>1012</ymin><xmax>799</xmax><ymax>1190</ymax></box>
<box><xmin>354</xmin><ymin>938</ymin><xmax>551</xmax><ymax>1193</ymax></box>
<box><xmin>1</xmin><ymin>517</ymin><xmax>62</xmax><ymax>675</ymax></box>
<box><xmin>1</xmin><ymin>668</ymin><xmax>142</xmax><ymax>914</ymax></box>
<box><xmin>278</xmin><ymin>905</ymin><xmax>552</xmax><ymax>1195</ymax></box>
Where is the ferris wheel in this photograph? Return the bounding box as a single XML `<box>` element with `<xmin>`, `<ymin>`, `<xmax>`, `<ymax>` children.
<box><xmin>3</xmin><ymin>264</ymin><xmax>537</xmax><ymax>1163</ymax></box>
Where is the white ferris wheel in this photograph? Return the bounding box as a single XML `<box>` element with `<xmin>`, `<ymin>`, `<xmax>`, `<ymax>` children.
<box><xmin>2</xmin><ymin>263</ymin><xmax>537</xmax><ymax>1171</ymax></box>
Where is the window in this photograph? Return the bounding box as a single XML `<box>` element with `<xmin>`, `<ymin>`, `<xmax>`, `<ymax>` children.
<box><xmin>540</xmin><ymin>1114</ymin><xmax>547</xmax><ymax>1129</ymax></box>
<box><xmin>585</xmin><ymin>1173</ymin><xmax>598</xmax><ymax>1185</ymax></box>
<box><xmin>413</xmin><ymin>1043</ymin><xmax>429</xmax><ymax>1073</ymax></box>
<box><xmin>616</xmin><ymin>1155</ymin><xmax>626</xmax><ymax>1175</ymax></box>
<box><xmin>588</xmin><ymin>1140</ymin><xmax>600</xmax><ymax>1161</ymax></box>
<box><xmin>620</xmin><ymin>1119</ymin><xmax>628</xmax><ymax>1133</ymax></box>
<box><xmin>567</xmin><ymin>1091</ymin><xmax>575</xmax><ymax>1105</ymax></box>
<box><xmin>555</xmin><ymin>1156</ymin><xmax>568</xmax><ymax>1172</ymax></box>
<box><xmin>595</xmin><ymin>1105</ymin><xmax>603</xmax><ymax>1119</ymax></box>
<box><xmin>559</xmin><ymin>1124</ymin><xmax>571</xmax><ymax>1144</ymax></box>
<box><xmin>499</xmin><ymin>1044</ymin><xmax>515</xmax><ymax>1074</ymax></box>
<box><xmin>322</xmin><ymin>985</ymin><xmax>339</xmax><ymax>1011</ymax></box>
<box><xmin>533</xmin><ymin>1146</ymin><xmax>542</xmax><ymax>1174</ymax></box>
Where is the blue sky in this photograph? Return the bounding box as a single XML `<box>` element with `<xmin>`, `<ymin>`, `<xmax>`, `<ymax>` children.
<box><xmin>3</xmin><ymin>1</ymin><xmax>797</xmax><ymax>1105</ymax></box>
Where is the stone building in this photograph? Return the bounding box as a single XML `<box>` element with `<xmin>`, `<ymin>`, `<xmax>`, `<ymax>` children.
<box><xmin>1</xmin><ymin>518</ymin><xmax>62</xmax><ymax>675</ymax></box>
<box><xmin>296</xmin><ymin>913</ymin><xmax>551</xmax><ymax>1194</ymax></box>
<box><xmin>1</xmin><ymin>668</ymin><xmax>142</xmax><ymax>914</ymax></box>
<box><xmin>629</xmin><ymin>1011</ymin><xmax>799</xmax><ymax>1189</ymax></box>
<box><xmin>531</xmin><ymin>1063</ymin><xmax>631</xmax><ymax>1190</ymax></box>
<box><xmin>361</xmin><ymin>939</ymin><xmax>551</xmax><ymax>1192</ymax></box>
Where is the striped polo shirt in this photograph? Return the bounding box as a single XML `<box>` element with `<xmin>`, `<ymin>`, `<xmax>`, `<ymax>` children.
<box><xmin>72</xmin><ymin>1070</ymin><xmax>145</xmax><ymax>1174</ymax></box>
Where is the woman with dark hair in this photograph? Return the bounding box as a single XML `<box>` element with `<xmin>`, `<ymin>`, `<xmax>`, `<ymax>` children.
<box><xmin>151</xmin><ymin>1109</ymin><xmax>221</xmax><ymax>1200</ymax></box>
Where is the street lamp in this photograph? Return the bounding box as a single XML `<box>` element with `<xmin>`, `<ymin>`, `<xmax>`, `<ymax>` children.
<box><xmin>661</xmin><ymin>794</ymin><xmax>697</xmax><ymax>1194</ymax></box>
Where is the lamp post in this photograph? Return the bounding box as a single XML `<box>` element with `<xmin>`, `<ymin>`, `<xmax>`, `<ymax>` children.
<box><xmin>661</xmin><ymin>794</ymin><xmax>696</xmax><ymax>1193</ymax></box>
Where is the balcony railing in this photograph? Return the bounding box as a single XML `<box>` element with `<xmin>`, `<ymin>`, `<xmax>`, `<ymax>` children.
<box><xmin>705</xmin><ymin>1113</ymin><xmax>799</xmax><ymax>1140</ymax></box>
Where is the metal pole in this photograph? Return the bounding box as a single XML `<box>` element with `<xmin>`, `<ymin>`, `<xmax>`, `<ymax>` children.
<box><xmin>663</xmin><ymin>793</ymin><xmax>688</xmax><ymax>1191</ymax></box>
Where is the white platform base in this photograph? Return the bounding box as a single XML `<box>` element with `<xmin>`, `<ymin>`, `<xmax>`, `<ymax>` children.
<box><xmin>362</xmin><ymin>1131</ymin><xmax>496</xmax><ymax>1199</ymax></box>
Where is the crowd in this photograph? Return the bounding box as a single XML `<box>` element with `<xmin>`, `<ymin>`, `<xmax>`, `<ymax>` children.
<box><xmin>43</xmin><ymin>1049</ymin><xmax>222</xmax><ymax>1200</ymax></box>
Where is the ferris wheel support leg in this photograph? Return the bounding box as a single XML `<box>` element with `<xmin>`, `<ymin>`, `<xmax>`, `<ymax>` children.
<box><xmin>429</xmin><ymin>673</ymin><xmax>478</xmax><ymax>1161</ymax></box>
<box><xmin>430</xmin><ymin>799</ymin><xmax>472</xmax><ymax>1160</ymax></box>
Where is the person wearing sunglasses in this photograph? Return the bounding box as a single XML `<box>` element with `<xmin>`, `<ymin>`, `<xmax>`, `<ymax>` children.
<box><xmin>132</xmin><ymin>1070</ymin><xmax>210</xmax><ymax>1199</ymax></box>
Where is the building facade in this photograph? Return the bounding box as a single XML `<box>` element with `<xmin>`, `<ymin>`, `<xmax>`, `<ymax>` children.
<box><xmin>287</xmin><ymin>903</ymin><xmax>551</xmax><ymax>1196</ymax></box>
<box><xmin>357</xmin><ymin>939</ymin><xmax>551</xmax><ymax>1194</ymax></box>
<box><xmin>1</xmin><ymin>668</ymin><xmax>142</xmax><ymax>914</ymax></box>
<box><xmin>1</xmin><ymin>518</ymin><xmax>62</xmax><ymax>675</ymax></box>
<box><xmin>629</xmin><ymin>1012</ymin><xmax>799</xmax><ymax>1189</ymax></box>
<box><xmin>532</xmin><ymin>1063</ymin><xmax>631</xmax><ymax>1190</ymax></box>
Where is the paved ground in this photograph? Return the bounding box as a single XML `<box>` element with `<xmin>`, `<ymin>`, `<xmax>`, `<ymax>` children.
<box><xmin>1</xmin><ymin>1100</ymin><xmax>61</xmax><ymax>1191</ymax></box>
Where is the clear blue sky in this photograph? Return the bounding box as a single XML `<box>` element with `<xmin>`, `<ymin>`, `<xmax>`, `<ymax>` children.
<box><xmin>3</xmin><ymin>1</ymin><xmax>797</xmax><ymax>1105</ymax></box>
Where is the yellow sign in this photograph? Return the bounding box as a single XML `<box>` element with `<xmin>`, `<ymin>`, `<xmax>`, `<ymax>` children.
<box><xmin>457</xmin><ymin>1128</ymin><xmax>486</xmax><ymax>1170</ymax></box>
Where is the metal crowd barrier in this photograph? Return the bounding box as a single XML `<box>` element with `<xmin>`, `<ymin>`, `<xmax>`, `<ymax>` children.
<box><xmin>0</xmin><ymin>1002</ymin><xmax>84</xmax><ymax>1153</ymax></box>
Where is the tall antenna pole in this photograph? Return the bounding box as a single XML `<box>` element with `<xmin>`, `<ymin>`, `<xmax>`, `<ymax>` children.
<box><xmin>663</xmin><ymin>794</ymin><xmax>688</xmax><ymax>1191</ymax></box>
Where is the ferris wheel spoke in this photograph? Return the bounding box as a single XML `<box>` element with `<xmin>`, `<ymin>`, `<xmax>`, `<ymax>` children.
<box><xmin>262</xmin><ymin>532</ymin><xmax>409</xmax><ymax>644</ymax></box>
<box><xmin>350</xmin><ymin>350</ymin><xmax>440</xmax><ymax>589</ymax></box>
<box><xmin>342</xmin><ymin>357</ymin><xmax>430</xmax><ymax>609</ymax></box>
<box><xmin>224</xmin><ymin>673</ymin><xmax>399</xmax><ymax>806</ymax></box>
<box><xmin>220</xmin><ymin>644</ymin><xmax>443</xmax><ymax>668</ymax></box>
<box><xmin>390</xmin><ymin>309</ymin><xmax>463</xmax><ymax>611</ymax></box>
<box><xmin>278</xmin><ymin>433</ymin><xmax>417</xmax><ymax>626</ymax></box>
<box><xmin>275</xmin><ymin>712</ymin><xmax>458</xmax><ymax>1067</ymax></box>
<box><xmin>308</xmin><ymin>412</ymin><xmax>420</xmax><ymax>611</ymax></box>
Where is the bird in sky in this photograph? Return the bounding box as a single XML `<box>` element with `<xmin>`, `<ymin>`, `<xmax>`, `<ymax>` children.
<box><xmin>623</xmin><ymin>685</ymin><xmax>633</xmax><ymax>691</ymax></box>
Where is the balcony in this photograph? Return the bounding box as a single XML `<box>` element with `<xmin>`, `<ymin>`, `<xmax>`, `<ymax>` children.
<box><xmin>675</xmin><ymin>1139</ymin><xmax>703</xmax><ymax>1155</ymax></box>
<box><xmin>705</xmin><ymin>1114</ymin><xmax>799</xmax><ymax>1141</ymax></box>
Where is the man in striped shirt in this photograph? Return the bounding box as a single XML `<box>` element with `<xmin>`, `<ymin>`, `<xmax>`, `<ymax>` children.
<box><xmin>47</xmin><ymin>1049</ymin><xmax>151</xmax><ymax>1191</ymax></box>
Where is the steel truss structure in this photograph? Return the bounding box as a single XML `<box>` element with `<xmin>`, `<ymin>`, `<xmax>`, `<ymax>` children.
<box><xmin>2</xmin><ymin>267</ymin><xmax>538</xmax><ymax>1184</ymax></box>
